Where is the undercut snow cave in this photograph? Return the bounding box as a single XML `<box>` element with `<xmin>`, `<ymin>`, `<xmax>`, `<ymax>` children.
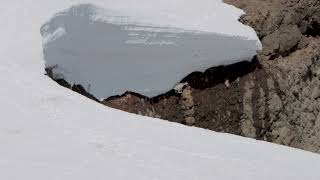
<box><xmin>42</xmin><ymin>3</ymin><xmax>261</xmax><ymax>101</ymax></box>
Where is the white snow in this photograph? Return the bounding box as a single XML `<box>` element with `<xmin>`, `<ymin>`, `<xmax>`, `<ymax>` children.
<box><xmin>1</xmin><ymin>1</ymin><xmax>320</xmax><ymax>180</ymax></box>
<box><xmin>41</xmin><ymin>1</ymin><xmax>262</xmax><ymax>98</ymax></box>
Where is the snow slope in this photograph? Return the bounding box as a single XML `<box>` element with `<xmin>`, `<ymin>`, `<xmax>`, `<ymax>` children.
<box><xmin>0</xmin><ymin>1</ymin><xmax>320</xmax><ymax>180</ymax></box>
<box><xmin>41</xmin><ymin>1</ymin><xmax>261</xmax><ymax>98</ymax></box>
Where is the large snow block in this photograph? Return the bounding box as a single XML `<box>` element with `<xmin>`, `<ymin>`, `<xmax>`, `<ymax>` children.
<box><xmin>42</xmin><ymin>3</ymin><xmax>262</xmax><ymax>98</ymax></box>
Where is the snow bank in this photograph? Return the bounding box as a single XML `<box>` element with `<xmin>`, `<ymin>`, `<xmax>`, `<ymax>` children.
<box><xmin>42</xmin><ymin>2</ymin><xmax>261</xmax><ymax>98</ymax></box>
<box><xmin>1</xmin><ymin>1</ymin><xmax>320</xmax><ymax>180</ymax></box>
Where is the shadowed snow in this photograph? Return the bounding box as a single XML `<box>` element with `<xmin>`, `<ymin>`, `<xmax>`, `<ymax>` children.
<box><xmin>42</xmin><ymin>4</ymin><xmax>261</xmax><ymax>98</ymax></box>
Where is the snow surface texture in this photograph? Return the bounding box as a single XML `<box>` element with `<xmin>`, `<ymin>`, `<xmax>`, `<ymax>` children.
<box><xmin>1</xmin><ymin>1</ymin><xmax>320</xmax><ymax>180</ymax></box>
<box><xmin>42</xmin><ymin>2</ymin><xmax>262</xmax><ymax>98</ymax></box>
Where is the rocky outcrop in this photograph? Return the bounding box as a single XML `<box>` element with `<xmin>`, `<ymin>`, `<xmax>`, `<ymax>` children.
<box><xmin>104</xmin><ymin>0</ymin><xmax>320</xmax><ymax>153</ymax></box>
<box><xmin>222</xmin><ymin>0</ymin><xmax>320</xmax><ymax>153</ymax></box>
<box><xmin>45</xmin><ymin>70</ymin><xmax>100</xmax><ymax>102</ymax></box>
<box><xmin>47</xmin><ymin>0</ymin><xmax>320</xmax><ymax>153</ymax></box>
<box><xmin>103</xmin><ymin>59</ymin><xmax>270</xmax><ymax>138</ymax></box>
